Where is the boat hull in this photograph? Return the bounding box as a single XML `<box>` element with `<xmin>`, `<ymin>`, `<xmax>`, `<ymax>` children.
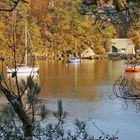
<box><xmin>125</xmin><ymin>65</ymin><xmax>140</xmax><ymax>73</ymax></box>
<box><xmin>68</xmin><ymin>59</ymin><xmax>81</xmax><ymax>64</ymax></box>
<box><xmin>7</xmin><ymin>66</ymin><xmax>39</xmax><ymax>74</ymax></box>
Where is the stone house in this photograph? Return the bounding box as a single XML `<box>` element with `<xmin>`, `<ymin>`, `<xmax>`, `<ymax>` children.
<box><xmin>108</xmin><ymin>38</ymin><xmax>135</xmax><ymax>54</ymax></box>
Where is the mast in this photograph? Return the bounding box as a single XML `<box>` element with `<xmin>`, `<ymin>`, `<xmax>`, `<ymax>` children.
<box><xmin>25</xmin><ymin>26</ymin><xmax>28</xmax><ymax>66</ymax></box>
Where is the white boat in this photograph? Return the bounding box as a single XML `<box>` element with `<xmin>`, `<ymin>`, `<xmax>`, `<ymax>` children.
<box><xmin>68</xmin><ymin>58</ymin><xmax>81</xmax><ymax>64</ymax></box>
<box><xmin>7</xmin><ymin>66</ymin><xmax>39</xmax><ymax>73</ymax></box>
<box><xmin>6</xmin><ymin>26</ymin><xmax>39</xmax><ymax>75</ymax></box>
<box><xmin>7</xmin><ymin>67</ymin><xmax>39</xmax><ymax>78</ymax></box>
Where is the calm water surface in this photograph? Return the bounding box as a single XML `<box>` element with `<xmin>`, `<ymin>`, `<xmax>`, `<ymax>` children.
<box><xmin>38</xmin><ymin>60</ymin><xmax>140</xmax><ymax>140</ymax></box>
<box><xmin>1</xmin><ymin>60</ymin><xmax>140</xmax><ymax>139</ymax></box>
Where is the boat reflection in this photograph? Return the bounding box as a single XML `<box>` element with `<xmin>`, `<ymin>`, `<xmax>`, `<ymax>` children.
<box><xmin>125</xmin><ymin>72</ymin><xmax>140</xmax><ymax>82</ymax></box>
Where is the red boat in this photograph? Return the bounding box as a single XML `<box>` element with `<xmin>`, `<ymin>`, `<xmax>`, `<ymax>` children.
<box><xmin>125</xmin><ymin>65</ymin><xmax>140</xmax><ymax>72</ymax></box>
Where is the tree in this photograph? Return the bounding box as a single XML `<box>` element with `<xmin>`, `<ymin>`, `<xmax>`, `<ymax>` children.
<box><xmin>39</xmin><ymin>0</ymin><xmax>116</xmax><ymax>56</ymax></box>
<box><xmin>0</xmin><ymin>1</ymin><xmax>119</xmax><ymax>139</ymax></box>
<box><xmin>0</xmin><ymin>0</ymin><xmax>116</xmax><ymax>58</ymax></box>
<box><xmin>0</xmin><ymin>1</ymin><xmax>47</xmax><ymax>139</ymax></box>
<box><xmin>127</xmin><ymin>23</ymin><xmax>140</xmax><ymax>51</ymax></box>
<box><xmin>110</xmin><ymin>75</ymin><xmax>140</xmax><ymax>113</ymax></box>
<box><xmin>0</xmin><ymin>0</ymin><xmax>28</xmax><ymax>12</ymax></box>
<box><xmin>79</xmin><ymin>0</ymin><xmax>140</xmax><ymax>37</ymax></box>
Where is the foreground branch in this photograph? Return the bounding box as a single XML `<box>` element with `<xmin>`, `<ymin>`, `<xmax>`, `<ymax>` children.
<box><xmin>0</xmin><ymin>85</ymin><xmax>32</xmax><ymax>139</ymax></box>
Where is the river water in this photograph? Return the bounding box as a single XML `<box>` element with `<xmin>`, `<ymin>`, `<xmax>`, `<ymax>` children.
<box><xmin>38</xmin><ymin>60</ymin><xmax>140</xmax><ymax>140</ymax></box>
<box><xmin>1</xmin><ymin>60</ymin><xmax>140</xmax><ymax>139</ymax></box>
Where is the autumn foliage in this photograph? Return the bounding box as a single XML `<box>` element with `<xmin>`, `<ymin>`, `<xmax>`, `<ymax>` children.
<box><xmin>0</xmin><ymin>0</ymin><xmax>116</xmax><ymax>59</ymax></box>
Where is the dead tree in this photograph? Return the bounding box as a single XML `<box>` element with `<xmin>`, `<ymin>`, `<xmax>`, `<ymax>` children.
<box><xmin>111</xmin><ymin>76</ymin><xmax>140</xmax><ymax>110</ymax></box>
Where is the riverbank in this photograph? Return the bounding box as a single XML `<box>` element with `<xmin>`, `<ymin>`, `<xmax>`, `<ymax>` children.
<box><xmin>36</xmin><ymin>53</ymin><xmax>140</xmax><ymax>62</ymax></box>
<box><xmin>1</xmin><ymin>52</ymin><xmax>140</xmax><ymax>62</ymax></box>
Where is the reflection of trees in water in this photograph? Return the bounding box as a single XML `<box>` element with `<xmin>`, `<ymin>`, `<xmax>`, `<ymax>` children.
<box><xmin>39</xmin><ymin>60</ymin><xmax>125</xmax><ymax>101</ymax></box>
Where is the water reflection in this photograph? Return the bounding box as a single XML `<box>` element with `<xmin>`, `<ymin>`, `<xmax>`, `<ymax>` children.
<box><xmin>38</xmin><ymin>60</ymin><xmax>140</xmax><ymax>140</ymax></box>
<box><xmin>125</xmin><ymin>72</ymin><xmax>140</xmax><ymax>82</ymax></box>
<box><xmin>1</xmin><ymin>60</ymin><xmax>140</xmax><ymax>139</ymax></box>
<box><xmin>39</xmin><ymin>60</ymin><xmax>124</xmax><ymax>102</ymax></box>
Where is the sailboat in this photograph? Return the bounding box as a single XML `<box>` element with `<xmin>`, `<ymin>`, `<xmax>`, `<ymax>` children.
<box><xmin>6</xmin><ymin>26</ymin><xmax>39</xmax><ymax>76</ymax></box>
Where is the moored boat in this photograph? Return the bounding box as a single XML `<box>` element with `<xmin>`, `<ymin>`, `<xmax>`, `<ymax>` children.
<box><xmin>125</xmin><ymin>64</ymin><xmax>140</xmax><ymax>72</ymax></box>
<box><xmin>7</xmin><ymin>66</ymin><xmax>39</xmax><ymax>73</ymax></box>
<box><xmin>6</xmin><ymin>26</ymin><xmax>39</xmax><ymax>76</ymax></box>
<box><xmin>68</xmin><ymin>58</ymin><xmax>81</xmax><ymax>64</ymax></box>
